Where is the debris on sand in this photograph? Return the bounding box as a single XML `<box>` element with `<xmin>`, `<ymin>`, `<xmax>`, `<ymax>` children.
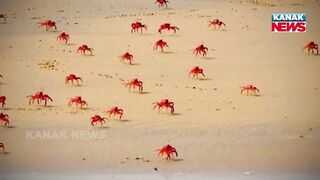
<box><xmin>38</xmin><ymin>60</ymin><xmax>58</xmax><ymax>71</ymax></box>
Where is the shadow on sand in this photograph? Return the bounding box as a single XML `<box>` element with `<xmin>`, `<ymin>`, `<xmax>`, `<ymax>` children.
<box><xmin>66</xmin><ymin>43</ymin><xmax>76</xmax><ymax>46</ymax></box>
<box><xmin>203</xmin><ymin>57</ymin><xmax>216</xmax><ymax>60</ymax></box>
<box><xmin>6</xmin><ymin>125</ymin><xmax>16</xmax><ymax>129</ymax></box>
<box><xmin>199</xmin><ymin>78</ymin><xmax>211</xmax><ymax>81</ymax></box>
<box><xmin>115</xmin><ymin>119</ymin><xmax>131</xmax><ymax>122</ymax></box>
<box><xmin>163</xmin><ymin>51</ymin><xmax>175</xmax><ymax>54</ymax></box>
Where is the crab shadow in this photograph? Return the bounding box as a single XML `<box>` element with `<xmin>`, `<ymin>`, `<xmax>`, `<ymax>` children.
<box><xmin>48</xmin><ymin>30</ymin><xmax>61</xmax><ymax>33</ymax></box>
<box><xmin>44</xmin><ymin>105</ymin><xmax>58</xmax><ymax>108</ymax></box>
<box><xmin>68</xmin><ymin>84</ymin><xmax>84</xmax><ymax>87</ymax></box>
<box><xmin>129</xmin><ymin>63</ymin><xmax>140</xmax><ymax>66</ymax></box>
<box><xmin>167</xmin><ymin>34</ymin><xmax>182</xmax><ymax>37</ymax></box>
<box><xmin>115</xmin><ymin>119</ymin><xmax>131</xmax><ymax>122</ymax></box>
<box><xmin>158</xmin><ymin>112</ymin><xmax>181</xmax><ymax>116</ymax></box>
<box><xmin>0</xmin><ymin>22</ymin><xmax>8</xmax><ymax>24</ymax></box>
<box><xmin>243</xmin><ymin>94</ymin><xmax>262</xmax><ymax>97</ymax></box>
<box><xmin>132</xmin><ymin>91</ymin><xmax>150</xmax><ymax>95</ymax></box>
<box><xmin>7</xmin><ymin>125</ymin><xmax>16</xmax><ymax>129</ymax></box>
<box><xmin>1</xmin><ymin>151</ymin><xmax>10</xmax><ymax>155</ymax></box>
<box><xmin>78</xmin><ymin>53</ymin><xmax>94</xmax><ymax>57</ymax></box>
<box><xmin>173</xmin><ymin>158</ymin><xmax>184</xmax><ymax>162</ymax></box>
<box><xmin>203</xmin><ymin>57</ymin><xmax>216</xmax><ymax>60</ymax></box>
<box><xmin>95</xmin><ymin>126</ymin><xmax>109</xmax><ymax>129</ymax></box>
<box><xmin>79</xmin><ymin>107</ymin><xmax>93</xmax><ymax>111</ymax></box>
<box><xmin>171</xmin><ymin>113</ymin><xmax>181</xmax><ymax>116</ymax></box>
<box><xmin>66</xmin><ymin>43</ymin><xmax>76</xmax><ymax>46</ymax></box>
<box><xmin>163</xmin><ymin>51</ymin><xmax>174</xmax><ymax>54</ymax></box>
<box><xmin>309</xmin><ymin>54</ymin><xmax>320</xmax><ymax>56</ymax></box>
<box><xmin>199</xmin><ymin>78</ymin><xmax>211</xmax><ymax>81</ymax></box>
<box><xmin>211</xmin><ymin>29</ymin><xmax>227</xmax><ymax>32</ymax></box>
<box><xmin>140</xmin><ymin>33</ymin><xmax>152</xmax><ymax>36</ymax></box>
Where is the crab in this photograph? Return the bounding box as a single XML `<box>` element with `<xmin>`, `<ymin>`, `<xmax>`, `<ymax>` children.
<box><xmin>68</xmin><ymin>96</ymin><xmax>88</xmax><ymax>108</ymax></box>
<box><xmin>155</xmin><ymin>0</ymin><xmax>169</xmax><ymax>8</ymax></box>
<box><xmin>208</xmin><ymin>19</ymin><xmax>226</xmax><ymax>29</ymax></box>
<box><xmin>131</xmin><ymin>21</ymin><xmax>148</xmax><ymax>34</ymax></box>
<box><xmin>0</xmin><ymin>113</ymin><xmax>9</xmax><ymax>127</ymax></box>
<box><xmin>0</xmin><ymin>96</ymin><xmax>6</xmax><ymax>108</ymax></box>
<box><xmin>65</xmin><ymin>74</ymin><xmax>83</xmax><ymax>85</ymax></box>
<box><xmin>189</xmin><ymin>66</ymin><xmax>205</xmax><ymax>78</ymax></box>
<box><xmin>154</xmin><ymin>39</ymin><xmax>169</xmax><ymax>52</ymax></box>
<box><xmin>38</xmin><ymin>20</ymin><xmax>57</xmax><ymax>31</ymax></box>
<box><xmin>157</xmin><ymin>144</ymin><xmax>178</xmax><ymax>160</ymax></box>
<box><xmin>302</xmin><ymin>42</ymin><xmax>318</xmax><ymax>55</ymax></box>
<box><xmin>240</xmin><ymin>85</ymin><xmax>260</xmax><ymax>96</ymax></box>
<box><xmin>158</xmin><ymin>23</ymin><xmax>179</xmax><ymax>34</ymax></box>
<box><xmin>106</xmin><ymin>106</ymin><xmax>124</xmax><ymax>119</ymax></box>
<box><xmin>57</xmin><ymin>32</ymin><xmax>70</xmax><ymax>44</ymax></box>
<box><xmin>193</xmin><ymin>44</ymin><xmax>208</xmax><ymax>56</ymax></box>
<box><xmin>125</xmin><ymin>78</ymin><xmax>143</xmax><ymax>93</ymax></box>
<box><xmin>153</xmin><ymin>99</ymin><xmax>174</xmax><ymax>114</ymax></box>
<box><xmin>0</xmin><ymin>143</ymin><xmax>4</xmax><ymax>152</ymax></box>
<box><xmin>119</xmin><ymin>52</ymin><xmax>134</xmax><ymax>64</ymax></box>
<box><xmin>0</xmin><ymin>14</ymin><xmax>8</xmax><ymax>22</ymax></box>
<box><xmin>90</xmin><ymin>115</ymin><xmax>107</xmax><ymax>126</ymax></box>
<box><xmin>26</xmin><ymin>91</ymin><xmax>53</xmax><ymax>106</ymax></box>
<box><xmin>77</xmin><ymin>44</ymin><xmax>94</xmax><ymax>55</ymax></box>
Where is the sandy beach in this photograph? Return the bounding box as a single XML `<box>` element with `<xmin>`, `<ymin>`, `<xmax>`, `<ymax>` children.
<box><xmin>0</xmin><ymin>0</ymin><xmax>320</xmax><ymax>179</ymax></box>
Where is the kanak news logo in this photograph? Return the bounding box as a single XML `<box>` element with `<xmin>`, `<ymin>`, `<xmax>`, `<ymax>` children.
<box><xmin>272</xmin><ymin>13</ymin><xmax>306</xmax><ymax>33</ymax></box>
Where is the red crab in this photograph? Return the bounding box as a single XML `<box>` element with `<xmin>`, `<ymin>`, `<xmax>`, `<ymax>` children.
<box><xmin>0</xmin><ymin>113</ymin><xmax>9</xmax><ymax>127</ymax></box>
<box><xmin>158</xmin><ymin>23</ymin><xmax>179</xmax><ymax>34</ymax></box>
<box><xmin>155</xmin><ymin>0</ymin><xmax>169</xmax><ymax>8</ymax></box>
<box><xmin>26</xmin><ymin>91</ymin><xmax>53</xmax><ymax>106</ymax></box>
<box><xmin>157</xmin><ymin>144</ymin><xmax>178</xmax><ymax>160</ymax></box>
<box><xmin>193</xmin><ymin>44</ymin><xmax>208</xmax><ymax>56</ymax></box>
<box><xmin>240</xmin><ymin>85</ymin><xmax>260</xmax><ymax>96</ymax></box>
<box><xmin>189</xmin><ymin>66</ymin><xmax>205</xmax><ymax>78</ymax></box>
<box><xmin>0</xmin><ymin>14</ymin><xmax>8</xmax><ymax>22</ymax></box>
<box><xmin>131</xmin><ymin>21</ymin><xmax>148</xmax><ymax>34</ymax></box>
<box><xmin>68</xmin><ymin>96</ymin><xmax>88</xmax><ymax>108</ymax></box>
<box><xmin>106</xmin><ymin>106</ymin><xmax>124</xmax><ymax>119</ymax></box>
<box><xmin>0</xmin><ymin>96</ymin><xmax>6</xmax><ymax>108</ymax></box>
<box><xmin>153</xmin><ymin>99</ymin><xmax>174</xmax><ymax>114</ymax></box>
<box><xmin>125</xmin><ymin>78</ymin><xmax>143</xmax><ymax>93</ymax></box>
<box><xmin>208</xmin><ymin>19</ymin><xmax>226</xmax><ymax>29</ymax></box>
<box><xmin>65</xmin><ymin>74</ymin><xmax>83</xmax><ymax>85</ymax></box>
<box><xmin>0</xmin><ymin>143</ymin><xmax>4</xmax><ymax>152</ymax></box>
<box><xmin>154</xmin><ymin>39</ymin><xmax>169</xmax><ymax>52</ymax></box>
<box><xmin>38</xmin><ymin>20</ymin><xmax>57</xmax><ymax>31</ymax></box>
<box><xmin>302</xmin><ymin>41</ymin><xmax>318</xmax><ymax>55</ymax></box>
<box><xmin>57</xmin><ymin>32</ymin><xmax>70</xmax><ymax>44</ymax></box>
<box><xmin>90</xmin><ymin>115</ymin><xmax>107</xmax><ymax>126</ymax></box>
<box><xmin>119</xmin><ymin>52</ymin><xmax>133</xmax><ymax>64</ymax></box>
<box><xmin>77</xmin><ymin>44</ymin><xmax>94</xmax><ymax>55</ymax></box>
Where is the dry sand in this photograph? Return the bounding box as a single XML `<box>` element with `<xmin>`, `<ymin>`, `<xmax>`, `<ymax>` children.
<box><xmin>0</xmin><ymin>0</ymin><xmax>320</xmax><ymax>179</ymax></box>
